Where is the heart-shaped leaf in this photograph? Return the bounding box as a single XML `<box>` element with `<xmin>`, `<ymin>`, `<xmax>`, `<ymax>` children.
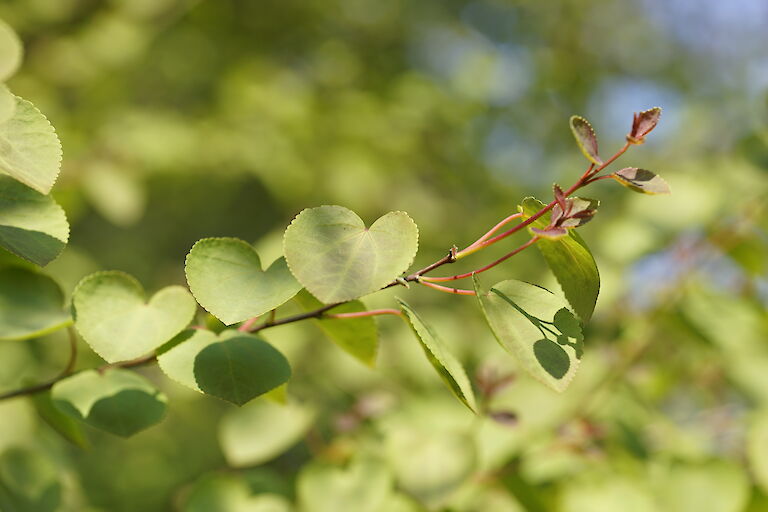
<box><xmin>520</xmin><ymin>197</ymin><xmax>600</xmax><ymax>321</ymax></box>
<box><xmin>0</xmin><ymin>176</ymin><xmax>69</xmax><ymax>266</ymax></box>
<box><xmin>294</xmin><ymin>289</ymin><xmax>378</xmax><ymax>366</ymax></box>
<box><xmin>219</xmin><ymin>399</ymin><xmax>315</xmax><ymax>467</ymax></box>
<box><xmin>613</xmin><ymin>167</ymin><xmax>670</xmax><ymax>195</ymax></box>
<box><xmin>569</xmin><ymin>115</ymin><xmax>602</xmax><ymax>165</ymax></box>
<box><xmin>31</xmin><ymin>390</ymin><xmax>89</xmax><ymax>449</ymax></box>
<box><xmin>157</xmin><ymin>329</ymin><xmax>291</xmax><ymax>406</ymax></box>
<box><xmin>51</xmin><ymin>369</ymin><xmax>167</xmax><ymax>437</ymax></box>
<box><xmin>397</xmin><ymin>299</ymin><xmax>476</xmax><ymax>412</ymax></box>
<box><xmin>0</xmin><ymin>266</ymin><xmax>71</xmax><ymax>341</ymax></box>
<box><xmin>185</xmin><ymin>237</ymin><xmax>302</xmax><ymax>325</ymax></box>
<box><xmin>283</xmin><ymin>206</ymin><xmax>419</xmax><ymax>304</ymax></box>
<box><xmin>473</xmin><ymin>276</ymin><xmax>583</xmax><ymax>392</ymax></box>
<box><xmin>0</xmin><ymin>19</ymin><xmax>22</xmax><ymax>82</ymax></box>
<box><xmin>72</xmin><ymin>271</ymin><xmax>197</xmax><ymax>363</ymax></box>
<box><xmin>0</xmin><ymin>96</ymin><xmax>62</xmax><ymax>195</ymax></box>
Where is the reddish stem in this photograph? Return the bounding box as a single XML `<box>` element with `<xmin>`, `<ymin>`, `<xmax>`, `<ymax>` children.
<box><xmin>238</xmin><ymin>316</ymin><xmax>260</xmax><ymax>332</ymax></box>
<box><xmin>464</xmin><ymin>212</ymin><xmax>523</xmax><ymax>251</ymax></box>
<box><xmin>418</xmin><ymin>280</ymin><xmax>476</xmax><ymax>296</ymax></box>
<box><xmin>422</xmin><ymin>237</ymin><xmax>538</xmax><ymax>282</ymax></box>
<box><xmin>326</xmin><ymin>309</ymin><xmax>402</xmax><ymax>319</ymax></box>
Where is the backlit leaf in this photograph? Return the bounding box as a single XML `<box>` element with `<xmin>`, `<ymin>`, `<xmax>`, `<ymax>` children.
<box><xmin>613</xmin><ymin>168</ymin><xmax>670</xmax><ymax>195</ymax></box>
<box><xmin>397</xmin><ymin>299</ymin><xmax>476</xmax><ymax>412</ymax></box>
<box><xmin>72</xmin><ymin>271</ymin><xmax>197</xmax><ymax>362</ymax></box>
<box><xmin>185</xmin><ymin>237</ymin><xmax>301</xmax><ymax>325</ymax></box>
<box><xmin>284</xmin><ymin>205</ymin><xmax>418</xmax><ymax>303</ymax></box>
<box><xmin>569</xmin><ymin>115</ymin><xmax>601</xmax><ymax>165</ymax></box>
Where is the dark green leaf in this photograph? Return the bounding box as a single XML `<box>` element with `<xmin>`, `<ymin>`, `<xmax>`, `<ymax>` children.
<box><xmin>0</xmin><ymin>266</ymin><xmax>71</xmax><ymax>341</ymax></box>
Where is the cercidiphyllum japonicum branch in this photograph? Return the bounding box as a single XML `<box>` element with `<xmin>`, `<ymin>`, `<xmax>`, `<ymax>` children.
<box><xmin>0</xmin><ymin>108</ymin><xmax>668</xmax><ymax>411</ymax></box>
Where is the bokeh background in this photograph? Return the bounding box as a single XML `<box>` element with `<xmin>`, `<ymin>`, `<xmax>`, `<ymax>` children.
<box><xmin>1</xmin><ymin>0</ymin><xmax>768</xmax><ymax>510</ymax></box>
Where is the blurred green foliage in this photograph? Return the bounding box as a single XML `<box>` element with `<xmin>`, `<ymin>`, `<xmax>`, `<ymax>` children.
<box><xmin>1</xmin><ymin>0</ymin><xmax>768</xmax><ymax>510</ymax></box>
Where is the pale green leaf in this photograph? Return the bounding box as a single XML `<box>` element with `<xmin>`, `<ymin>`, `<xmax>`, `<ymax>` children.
<box><xmin>0</xmin><ymin>96</ymin><xmax>62</xmax><ymax>195</ymax></box>
<box><xmin>51</xmin><ymin>368</ymin><xmax>167</xmax><ymax>437</ymax></box>
<box><xmin>0</xmin><ymin>176</ymin><xmax>69</xmax><ymax>266</ymax></box>
<box><xmin>613</xmin><ymin>167</ymin><xmax>670</xmax><ymax>195</ymax></box>
<box><xmin>298</xmin><ymin>456</ymin><xmax>393</xmax><ymax>512</ymax></box>
<box><xmin>283</xmin><ymin>206</ymin><xmax>418</xmax><ymax>304</ymax></box>
<box><xmin>473</xmin><ymin>276</ymin><xmax>583</xmax><ymax>392</ymax></box>
<box><xmin>0</xmin><ymin>19</ymin><xmax>22</xmax><ymax>82</ymax></box>
<box><xmin>0</xmin><ymin>266</ymin><xmax>71</xmax><ymax>341</ymax></box>
<box><xmin>185</xmin><ymin>238</ymin><xmax>301</xmax><ymax>325</ymax></box>
<box><xmin>519</xmin><ymin>197</ymin><xmax>599</xmax><ymax>321</ymax></box>
<box><xmin>0</xmin><ymin>447</ymin><xmax>61</xmax><ymax>512</ymax></box>
<box><xmin>397</xmin><ymin>298</ymin><xmax>477</xmax><ymax>412</ymax></box>
<box><xmin>157</xmin><ymin>329</ymin><xmax>291</xmax><ymax>406</ymax></box>
<box><xmin>569</xmin><ymin>115</ymin><xmax>601</xmax><ymax>165</ymax></box>
<box><xmin>219</xmin><ymin>399</ymin><xmax>315</xmax><ymax>467</ymax></box>
<box><xmin>294</xmin><ymin>289</ymin><xmax>378</xmax><ymax>366</ymax></box>
<box><xmin>72</xmin><ymin>271</ymin><xmax>197</xmax><ymax>363</ymax></box>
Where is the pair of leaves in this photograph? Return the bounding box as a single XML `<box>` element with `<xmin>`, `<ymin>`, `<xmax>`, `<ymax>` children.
<box><xmin>284</xmin><ymin>205</ymin><xmax>419</xmax><ymax>304</ymax></box>
<box><xmin>157</xmin><ymin>329</ymin><xmax>291</xmax><ymax>406</ymax></box>
<box><xmin>520</xmin><ymin>197</ymin><xmax>600</xmax><ymax>322</ymax></box>
<box><xmin>569</xmin><ymin>108</ymin><xmax>662</xmax><ymax>164</ymax></box>
<box><xmin>474</xmin><ymin>276</ymin><xmax>583</xmax><ymax>392</ymax></box>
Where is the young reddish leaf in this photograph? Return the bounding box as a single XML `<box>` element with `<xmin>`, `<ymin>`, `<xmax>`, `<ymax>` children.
<box><xmin>553</xmin><ymin>184</ymin><xmax>566</xmax><ymax>212</ymax></box>
<box><xmin>612</xmin><ymin>167</ymin><xmax>670</xmax><ymax>195</ymax></box>
<box><xmin>628</xmin><ymin>107</ymin><xmax>662</xmax><ymax>143</ymax></box>
<box><xmin>569</xmin><ymin>115</ymin><xmax>602</xmax><ymax>165</ymax></box>
<box><xmin>531</xmin><ymin>226</ymin><xmax>568</xmax><ymax>240</ymax></box>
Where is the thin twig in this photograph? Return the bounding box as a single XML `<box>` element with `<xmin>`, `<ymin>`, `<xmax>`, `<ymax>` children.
<box><xmin>422</xmin><ymin>237</ymin><xmax>538</xmax><ymax>282</ymax></box>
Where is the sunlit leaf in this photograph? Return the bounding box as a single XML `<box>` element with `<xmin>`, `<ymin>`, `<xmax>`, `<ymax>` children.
<box><xmin>219</xmin><ymin>399</ymin><xmax>314</xmax><ymax>467</ymax></box>
<box><xmin>0</xmin><ymin>96</ymin><xmax>62</xmax><ymax>195</ymax></box>
<box><xmin>0</xmin><ymin>176</ymin><xmax>68</xmax><ymax>266</ymax></box>
<box><xmin>157</xmin><ymin>329</ymin><xmax>291</xmax><ymax>406</ymax></box>
<box><xmin>0</xmin><ymin>266</ymin><xmax>71</xmax><ymax>341</ymax></box>
<box><xmin>397</xmin><ymin>299</ymin><xmax>477</xmax><ymax>411</ymax></box>
<box><xmin>0</xmin><ymin>447</ymin><xmax>61</xmax><ymax>512</ymax></box>
<box><xmin>519</xmin><ymin>197</ymin><xmax>600</xmax><ymax>321</ymax></box>
<box><xmin>473</xmin><ymin>276</ymin><xmax>582</xmax><ymax>392</ymax></box>
<box><xmin>0</xmin><ymin>19</ymin><xmax>22</xmax><ymax>82</ymax></box>
<box><xmin>72</xmin><ymin>271</ymin><xmax>197</xmax><ymax>363</ymax></box>
<box><xmin>294</xmin><ymin>289</ymin><xmax>378</xmax><ymax>366</ymax></box>
<box><xmin>298</xmin><ymin>456</ymin><xmax>393</xmax><ymax>512</ymax></box>
<box><xmin>51</xmin><ymin>369</ymin><xmax>167</xmax><ymax>437</ymax></box>
<box><xmin>612</xmin><ymin>168</ymin><xmax>670</xmax><ymax>195</ymax></box>
<box><xmin>569</xmin><ymin>115</ymin><xmax>601</xmax><ymax>165</ymax></box>
<box><xmin>283</xmin><ymin>205</ymin><xmax>418</xmax><ymax>303</ymax></box>
<box><xmin>185</xmin><ymin>237</ymin><xmax>301</xmax><ymax>326</ymax></box>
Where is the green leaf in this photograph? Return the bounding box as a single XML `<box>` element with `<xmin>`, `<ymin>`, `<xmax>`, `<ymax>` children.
<box><xmin>185</xmin><ymin>237</ymin><xmax>301</xmax><ymax>325</ymax></box>
<box><xmin>0</xmin><ymin>266</ymin><xmax>71</xmax><ymax>341</ymax></box>
<box><xmin>473</xmin><ymin>276</ymin><xmax>583</xmax><ymax>392</ymax></box>
<box><xmin>612</xmin><ymin>168</ymin><xmax>670</xmax><ymax>195</ymax></box>
<box><xmin>0</xmin><ymin>447</ymin><xmax>61</xmax><ymax>512</ymax></box>
<box><xmin>283</xmin><ymin>205</ymin><xmax>418</xmax><ymax>304</ymax></box>
<box><xmin>298</xmin><ymin>456</ymin><xmax>393</xmax><ymax>512</ymax></box>
<box><xmin>51</xmin><ymin>368</ymin><xmax>167</xmax><ymax>437</ymax></box>
<box><xmin>0</xmin><ymin>96</ymin><xmax>62</xmax><ymax>195</ymax></box>
<box><xmin>219</xmin><ymin>399</ymin><xmax>315</xmax><ymax>467</ymax></box>
<box><xmin>569</xmin><ymin>115</ymin><xmax>602</xmax><ymax>165</ymax></box>
<box><xmin>72</xmin><ymin>271</ymin><xmax>197</xmax><ymax>363</ymax></box>
<box><xmin>397</xmin><ymin>299</ymin><xmax>477</xmax><ymax>412</ymax></box>
<box><xmin>0</xmin><ymin>176</ymin><xmax>69</xmax><ymax>266</ymax></box>
<box><xmin>294</xmin><ymin>289</ymin><xmax>378</xmax><ymax>366</ymax></box>
<box><xmin>31</xmin><ymin>390</ymin><xmax>89</xmax><ymax>449</ymax></box>
<box><xmin>157</xmin><ymin>329</ymin><xmax>291</xmax><ymax>406</ymax></box>
<box><xmin>519</xmin><ymin>197</ymin><xmax>600</xmax><ymax>321</ymax></box>
<box><xmin>0</xmin><ymin>19</ymin><xmax>22</xmax><ymax>82</ymax></box>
